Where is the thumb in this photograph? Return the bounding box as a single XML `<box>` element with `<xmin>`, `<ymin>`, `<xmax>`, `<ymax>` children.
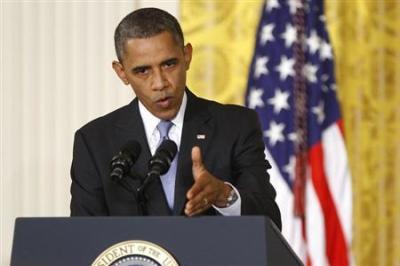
<box><xmin>191</xmin><ymin>146</ymin><xmax>204</xmax><ymax>177</ymax></box>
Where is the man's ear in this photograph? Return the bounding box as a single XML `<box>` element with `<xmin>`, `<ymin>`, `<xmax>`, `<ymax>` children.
<box><xmin>112</xmin><ymin>60</ymin><xmax>129</xmax><ymax>85</ymax></box>
<box><xmin>183</xmin><ymin>43</ymin><xmax>193</xmax><ymax>71</ymax></box>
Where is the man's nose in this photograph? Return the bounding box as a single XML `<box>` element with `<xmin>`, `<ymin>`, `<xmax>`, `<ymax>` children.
<box><xmin>152</xmin><ymin>69</ymin><xmax>167</xmax><ymax>90</ymax></box>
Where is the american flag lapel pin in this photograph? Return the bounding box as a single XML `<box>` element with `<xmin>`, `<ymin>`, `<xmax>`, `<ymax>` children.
<box><xmin>196</xmin><ymin>134</ymin><xmax>206</xmax><ymax>140</ymax></box>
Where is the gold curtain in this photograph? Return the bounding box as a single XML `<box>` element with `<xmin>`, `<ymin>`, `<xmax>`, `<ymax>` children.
<box><xmin>325</xmin><ymin>1</ymin><xmax>400</xmax><ymax>265</ymax></box>
<box><xmin>182</xmin><ymin>0</ymin><xmax>400</xmax><ymax>265</ymax></box>
<box><xmin>181</xmin><ymin>0</ymin><xmax>263</xmax><ymax>104</ymax></box>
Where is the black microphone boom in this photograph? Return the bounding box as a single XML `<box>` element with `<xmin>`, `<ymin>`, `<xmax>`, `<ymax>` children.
<box><xmin>110</xmin><ymin>140</ymin><xmax>141</xmax><ymax>181</ymax></box>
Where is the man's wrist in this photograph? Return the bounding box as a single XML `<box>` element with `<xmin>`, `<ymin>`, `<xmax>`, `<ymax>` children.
<box><xmin>225</xmin><ymin>185</ymin><xmax>239</xmax><ymax>207</ymax></box>
<box><xmin>215</xmin><ymin>182</ymin><xmax>238</xmax><ymax>208</ymax></box>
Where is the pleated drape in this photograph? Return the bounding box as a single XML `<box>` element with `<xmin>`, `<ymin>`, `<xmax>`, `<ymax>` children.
<box><xmin>326</xmin><ymin>1</ymin><xmax>400</xmax><ymax>265</ymax></box>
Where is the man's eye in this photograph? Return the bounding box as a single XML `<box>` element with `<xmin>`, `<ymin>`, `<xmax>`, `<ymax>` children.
<box><xmin>164</xmin><ymin>60</ymin><xmax>177</xmax><ymax>68</ymax></box>
<box><xmin>134</xmin><ymin>68</ymin><xmax>148</xmax><ymax>74</ymax></box>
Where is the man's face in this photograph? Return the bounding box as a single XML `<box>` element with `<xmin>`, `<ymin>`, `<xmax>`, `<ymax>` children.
<box><xmin>113</xmin><ymin>31</ymin><xmax>192</xmax><ymax>120</ymax></box>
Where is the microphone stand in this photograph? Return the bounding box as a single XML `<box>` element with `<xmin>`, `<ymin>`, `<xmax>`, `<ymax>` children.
<box><xmin>114</xmin><ymin>174</ymin><xmax>146</xmax><ymax>216</ymax></box>
<box><xmin>114</xmin><ymin>169</ymin><xmax>162</xmax><ymax>216</ymax></box>
<box><xmin>136</xmin><ymin>171</ymin><xmax>160</xmax><ymax>216</ymax></box>
<box><xmin>117</xmin><ymin>139</ymin><xmax>176</xmax><ymax>215</ymax></box>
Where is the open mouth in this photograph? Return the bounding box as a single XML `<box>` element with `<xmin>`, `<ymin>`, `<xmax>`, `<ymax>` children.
<box><xmin>156</xmin><ymin>96</ymin><xmax>173</xmax><ymax>108</ymax></box>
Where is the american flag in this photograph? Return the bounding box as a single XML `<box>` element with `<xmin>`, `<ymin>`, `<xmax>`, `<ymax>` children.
<box><xmin>245</xmin><ymin>0</ymin><xmax>352</xmax><ymax>265</ymax></box>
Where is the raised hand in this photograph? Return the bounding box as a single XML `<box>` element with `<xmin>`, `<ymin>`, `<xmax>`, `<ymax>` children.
<box><xmin>184</xmin><ymin>146</ymin><xmax>231</xmax><ymax>216</ymax></box>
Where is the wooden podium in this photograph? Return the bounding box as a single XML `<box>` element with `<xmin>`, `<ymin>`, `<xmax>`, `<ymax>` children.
<box><xmin>11</xmin><ymin>216</ymin><xmax>302</xmax><ymax>266</ymax></box>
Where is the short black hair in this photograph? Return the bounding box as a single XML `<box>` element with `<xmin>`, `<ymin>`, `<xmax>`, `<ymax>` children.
<box><xmin>114</xmin><ymin>8</ymin><xmax>184</xmax><ymax>62</ymax></box>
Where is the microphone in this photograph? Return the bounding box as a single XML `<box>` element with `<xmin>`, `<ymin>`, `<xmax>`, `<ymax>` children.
<box><xmin>136</xmin><ymin>139</ymin><xmax>177</xmax><ymax>215</ymax></box>
<box><xmin>110</xmin><ymin>140</ymin><xmax>141</xmax><ymax>181</ymax></box>
<box><xmin>137</xmin><ymin>139</ymin><xmax>177</xmax><ymax>193</ymax></box>
<box><xmin>148</xmin><ymin>139</ymin><xmax>178</xmax><ymax>177</ymax></box>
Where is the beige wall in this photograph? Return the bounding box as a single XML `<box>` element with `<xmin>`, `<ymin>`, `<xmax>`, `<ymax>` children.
<box><xmin>0</xmin><ymin>1</ymin><xmax>179</xmax><ymax>264</ymax></box>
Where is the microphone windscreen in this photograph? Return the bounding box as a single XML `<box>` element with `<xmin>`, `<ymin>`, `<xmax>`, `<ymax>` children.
<box><xmin>121</xmin><ymin>140</ymin><xmax>141</xmax><ymax>160</ymax></box>
<box><xmin>110</xmin><ymin>140</ymin><xmax>142</xmax><ymax>181</ymax></box>
<box><xmin>148</xmin><ymin>139</ymin><xmax>178</xmax><ymax>176</ymax></box>
<box><xmin>156</xmin><ymin>139</ymin><xmax>178</xmax><ymax>161</ymax></box>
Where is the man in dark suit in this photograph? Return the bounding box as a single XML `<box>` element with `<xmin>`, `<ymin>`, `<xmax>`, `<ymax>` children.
<box><xmin>70</xmin><ymin>7</ymin><xmax>281</xmax><ymax>230</ymax></box>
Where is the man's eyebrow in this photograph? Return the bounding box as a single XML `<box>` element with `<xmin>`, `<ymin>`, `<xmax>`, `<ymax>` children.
<box><xmin>162</xmin><ymin>58</ymin><xmax>178</xmax><ymax>64</ymax></box>
<box><xmin>130</xmin><ymin>58</ymin><xmax>179</xmax><ymax>73</ymax></box>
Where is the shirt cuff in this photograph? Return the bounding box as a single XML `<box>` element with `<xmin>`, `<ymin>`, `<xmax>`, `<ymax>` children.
<box><xmin>212</xmin><ymin>182</ymin><xmax>241</xmax><ymax>216</ymax></box>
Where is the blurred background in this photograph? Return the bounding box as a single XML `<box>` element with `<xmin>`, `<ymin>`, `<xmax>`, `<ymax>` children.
<box><xmin>1</xmin><ymin>0</ymin><xmax>399</xmax><ymax>265</ymax></box>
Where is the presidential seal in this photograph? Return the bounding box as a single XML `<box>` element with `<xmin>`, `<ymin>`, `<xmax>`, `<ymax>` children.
<box><xmin>91</xmin><ymin>240</ymin><xmax>179</xmax><ymax>266</ymax></box>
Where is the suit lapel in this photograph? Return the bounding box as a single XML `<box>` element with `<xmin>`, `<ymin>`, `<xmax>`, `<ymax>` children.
<box><xmin>173</xmin><ymin>90</ymin><xmax>215</xmax><ymax>215</ymax></box>
<box><xmin>113</xmin><ymin>99</ymin><xmax>171</xmax><ymax>215</ymax></box>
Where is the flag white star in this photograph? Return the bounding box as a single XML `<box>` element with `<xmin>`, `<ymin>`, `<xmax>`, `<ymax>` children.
<box><xmin>254</xmin><ymin>56</ymin><xmax>269</xmax><ymax>78</ymax></box>
<box><xmin>331</xmin><ymin>83</ymin><xmax>337</xmax><ymax>91</ymax></box>
<box><xmin>320</xmin><ymin>41</ymin><xmax>333</xmax><ymax>60</ymax></box>
<box><xmin>275</xmin><ymin>55</ymin><xmax>295</xmax><ymax>80</ymax></box>
<box><xmin>266</xmin><ymin>0</ymin><xmax>280</xmax><ymax>11</ymax></box>
<box><xmin>312</xmin><ymin>101</ymin><xmax>325</xmax><ymax>124</ymax></box>
<box><xmin>281</xmin><ymin>23</ymin><xmax>297</xmax><ymax>48</ymax></box>
<box><xmin>260</xmin><ymin>23</ymin><xmax>275</xmax><ymax>45</ymax></box>
<box><xmin>264</xmin><ymin>121</ymin><xmax>285</xmax><ymax>146</ymax></box>
<box><xmin>288</xmin><ymin>0</ymin><xmax>302</xmax><ymax>14</ymax></box>
<box><xmin>283</xmin><ymin>156</ymin><xmax>296</xmax><ymax>178</ymax></box>
<box><xmin>248</xmin><ymin>88</ymin><xmax>265</xmax><ymax>109</ymax></box>
<box><xmin>303</xmin><ymin>63</ymin><xmax>318</xmax><ymax>83</ymax></box>
<box><xmin>288</xmin><ymin>132</ymin><xmax>298</xmax><ymax>143</ymax></box>
<box><xmin>307</xmin><ymin>30</ymin><xmax>320</xmax><ymax>54</ymax></box>
<box><xmin>268</xmin><ymin>89</ymin><xmax>290</xmax><ymax>114</ymax></box>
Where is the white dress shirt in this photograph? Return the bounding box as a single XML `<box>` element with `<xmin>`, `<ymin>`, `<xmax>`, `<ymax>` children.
<box><xmin>138</xmin><ymin>92</ymin><xmax>241</xmax><ymax>215</ymax></box>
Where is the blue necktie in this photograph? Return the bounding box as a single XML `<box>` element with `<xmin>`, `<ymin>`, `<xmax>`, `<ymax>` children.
<box><xmin>157</xmin><ymin>120</ymin><xmax>177</xmax><ymax>210</ymax></box>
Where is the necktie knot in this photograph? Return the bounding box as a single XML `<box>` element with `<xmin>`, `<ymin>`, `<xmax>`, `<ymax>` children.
<box><xmin>157</xmin><ymin>120</ymin><xmax>173</xmax><ymax>141</ymax></box>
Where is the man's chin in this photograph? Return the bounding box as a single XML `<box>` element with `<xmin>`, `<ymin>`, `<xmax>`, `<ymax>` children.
<box><xmin>152</xmin><ymin>108</ymin><xmax>178</xmax><ymax>121</ymax></box>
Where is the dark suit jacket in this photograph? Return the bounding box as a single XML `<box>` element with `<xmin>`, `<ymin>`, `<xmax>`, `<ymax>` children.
<box><xmin>70</xmin><ymin>90</ymin><xmax>281</xmax><ymax>229</ymax></box>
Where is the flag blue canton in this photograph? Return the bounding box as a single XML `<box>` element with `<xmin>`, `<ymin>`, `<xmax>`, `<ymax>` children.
<box><xmin>245</xmin><ymin>0</ymin><xmax>341</xmax><ymax>188</ymax></box>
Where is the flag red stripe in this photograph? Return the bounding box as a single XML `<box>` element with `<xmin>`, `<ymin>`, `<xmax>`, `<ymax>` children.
<box><xmin>306</xmin><ymin>255</ymin><xmax>312</xmax><ymax>266</ymax></box>
<box><xmin>309</xmin><ymin>142</ymin><xmax>349</xmax><ymax>266</ymax></box>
